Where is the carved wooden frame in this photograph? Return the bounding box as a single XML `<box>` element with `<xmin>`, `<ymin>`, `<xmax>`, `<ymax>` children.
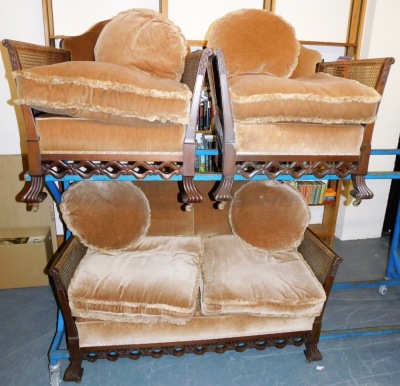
<box><xmin>49</xmin><ymin>229</ymin><xmax>342</xmax><ymax>382</ymax></box>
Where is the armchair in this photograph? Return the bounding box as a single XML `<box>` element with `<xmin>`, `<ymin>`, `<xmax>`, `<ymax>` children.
<box><xmin>3</xmin><ymin>9</ymin><xmax>212</xmax><ymax>208</ymax></box>
<box><xmin>207</xmin><ymin>9</ymin><xmax>394</xmax><ymax>206</ymax></box>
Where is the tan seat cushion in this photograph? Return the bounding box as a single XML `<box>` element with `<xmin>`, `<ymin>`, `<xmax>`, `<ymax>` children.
<box><xmin>95</xmin><ymin>9</ymin><xmax>187</xmax><ymax>81</ymax></box>
<box><xmin>201</xmin><ymin>235</ymin><xmax>326</xmax><ymax>318</ymax></box>
<box><xmin>230</xmin><ymin>72</ymin><xmax>381</xmax><ymax>124</ymax></box>
<box><xmin>69</xmin><ymin>236</ymin><xmax>202</xmax><ymax>325</ymax></box>
<box><xmin>60</xmin><ymin>181</ymin><xmax>150</xmax><ymax>251</ymax></box>
<box><xmin>207</xmin><ymin>9</ymin><xmax>299</xmax><ymax>78</ymax></box>
<box><xmin>229</xmin><ymin>181</ymin><xmax>310</xmax><ymax>251</ymax></box>
<box><xmin>36</xmin><ymin>115</ymin><xmax>185</xmax><ymax>158</ymax></box>
<box><xmin>13</xmin><ymin>61</ymin><xmax>191</xmax><ymax>125</ymax></box>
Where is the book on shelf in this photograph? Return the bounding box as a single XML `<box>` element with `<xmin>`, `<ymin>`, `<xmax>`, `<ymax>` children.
<box><xmin>337</xmin><ymin>55</ymin><xmax>354</xmax><ymax>61</ymax></box>
<box><xmin>195</xmin><ymin>133</ymin><xmax>217</xmax><ymax>172</ymax></box>
<box><xmin>287</xmin><ymin>181</ymin><xmax>330</xmax><ymax>205</ymax></box>
<box><xmin>197</xmin><ymin>87</ymin><xmax>213</xmax><ymax>131</ymax></box>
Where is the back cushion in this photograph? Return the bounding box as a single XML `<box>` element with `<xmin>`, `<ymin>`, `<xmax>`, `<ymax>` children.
<box><xmin>60</xmin><ymin>181</ymin><xmax>151</xmax><ymax>251</ymax></box>
<box><xmin>229</xmin><ymin>181</ymin><xmax>310</xmax><ymax>251</ymax></box>
<box><xmin>207</xmin><ymin>9</ymin><xmax>300</xmax><ymax>78</ymax></box>
<box><xmin>291</xmin><ymin>45</ymin><xmax>322</xmax><ymax>78</ymax></box>
<box><xmin>95</xmin><ymin>9</ymin><xmax>187</xmax><ymax>81</ymax></box>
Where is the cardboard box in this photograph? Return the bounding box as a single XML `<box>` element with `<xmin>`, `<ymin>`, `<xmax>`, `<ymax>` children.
<box><xmin>0</xmin><ymin>226</ymin><xmax>53</xmax><ymax>289</ymax></box>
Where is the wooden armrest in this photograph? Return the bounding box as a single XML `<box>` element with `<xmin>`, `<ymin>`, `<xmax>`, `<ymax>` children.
<box><xmin>2</xmin><ymin>39</ymin><xmax>70</xmax><ymax>71</ymax></box>
<box><xmin>48</xmin><ymin>236</ymin><xmax>87</xmax><ymax>344</ymax></box>
<box><xmin>48</xmin><ymin>236</ymin><xmax>87</xmax><ymax>291</ymax></box>
<box><xmin>299</xmin><ymin>228</ymin><xmax>342</xmax><ymax>296</ymax></box>
<box><xmin>181</xmin><ymin>49</ymin><xmax>212</xmax><ymax>178</ymax></box>
<box><xmin>317</xmin><ymin>57</ymin><xmax>395</xmax><ymax>93</ymax></box>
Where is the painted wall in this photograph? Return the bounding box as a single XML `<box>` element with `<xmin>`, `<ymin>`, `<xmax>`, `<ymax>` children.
<box><xmin>1</xmin><ymin>0</ymin><xmax>398</xmax><ymax>239</ymax></box>
<box><xmin>1</xmin><ymin>0</ymin><xmax>44</xmax><ymax>155</ymax></box>
<box><xmin>335</xmin><ymin>0</ymin><xmax>400</xmax><ymax>239</ymax></box>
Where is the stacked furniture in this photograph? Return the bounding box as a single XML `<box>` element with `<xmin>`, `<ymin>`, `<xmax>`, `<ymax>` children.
<box><xmin>2</xmin><ymin>8</ymin><xmax>393</xmax><ymax>385</ymax></box>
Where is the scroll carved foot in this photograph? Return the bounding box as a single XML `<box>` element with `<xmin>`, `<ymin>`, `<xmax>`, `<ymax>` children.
<box><xmin>182</xmin><ymin>176</ymin><xmax>202</xmax><ymax>205</ymax></box>
<box><xmin>350</xmin><ymin>175</ymin><xmax>374</xmax><ymax>206</ymax></box>
<box><xmin>22</xmin><ymin>176</ymin><xmax>47</xmax><ymax>204</ymax></box>
<box><xmin>63</xmin><ymin>360</ymin><xmax>84</xmax><ymax>382</ymax></box>
<box><xmin>304</xmin><ymin>343</ymin><xmax>323</xmax><ymax>362</ymax></box>
<box><xmin>213</xmin><ymin>176</ymin><xmax>234</xmax><ymax>204</ymax></box>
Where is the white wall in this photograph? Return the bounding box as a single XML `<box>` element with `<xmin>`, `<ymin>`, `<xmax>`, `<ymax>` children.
<box><xmin>1</xmin><ymin>0</ymin><xmax>398</xmax><ymax>239</ymax></box>
<box><xmin>0</xmin><ymin>0</ymin><xmax>44</xmax><ymax>155</ymax></box>
<box><xmin>335</xmin><ymin>0</ymin><xmax>400</xmax><ymax>240</ymax></box>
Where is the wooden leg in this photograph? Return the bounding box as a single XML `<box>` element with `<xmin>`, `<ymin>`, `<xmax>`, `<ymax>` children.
<box><xmin>63</xmin><ymin>360</ymin><xmax>84</xmax><ymax>382</ymax></box>
<box><xmin>304</xmin><ymin>317</ymin><xmax>323</xmax><ymax>362</ymax></box>
<box><xmin>63</xmin><ymin>335</ymin><xmax>84</xmax><ymax>382</ymax></box>
<box><xmin>182</xmin><ymin>176</ymin><xmax>202</xmax><ymax>205</ymax></box>
<box><xmin>22</xmin><ymin>176</ymin><xmax>47</xmax><ymax>204</ymax></box>
<box><xmin>304</xmin><ymin>343</ymin><xmax>323</xmax><ymax>362</ymax></box>
<box><xmin>350</xmin><ymin>174</ymin><xmax>374</xmax><ymax>205</ymax></box>
<box><xmin>213</xmin><ymin>175</ymin><xmax>234</xmax><ymax>203</ymax></box>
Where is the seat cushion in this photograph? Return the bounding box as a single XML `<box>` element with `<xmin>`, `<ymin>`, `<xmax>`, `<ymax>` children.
<box><xmin>60</xmin><ymin>181</ymin><xmax>150</xmax><ymax>251</ymax></box>
<box><xmin>94</xmin><ymin>9</ymin><xmax>187</xmax><ymax>81</ymax></box>
<box><xmin>36</xmin><ymin>115</ymin><xmax>186</xmax><ymax>158</ymax></box>
<box><xmin>229</xmin><ymin>72</ymin><xmax>381</xmax><ymax>124</ymax></box>
<box><xmin>207</xmin><ymin>9</ymin><xmax>299</xmax><ymax>78</ymax></box>
<box><xmin>13</xmin><ymin>61</ymin><xmax>192</xmax><ymax>125</ymax></box>
<box><xmin>229</xmin><ymin>181</ymin><xmax>310</xmax><ymax>251</ymax></box>
<box><xmin>201</xmin><ymin>235</ymin><xmax>326</xmax><ymax>318</ymax></box>
<box><xmin>68</xmin><ymin>236</ymin><xmax>202</xmax><ymax>325</ymax></box>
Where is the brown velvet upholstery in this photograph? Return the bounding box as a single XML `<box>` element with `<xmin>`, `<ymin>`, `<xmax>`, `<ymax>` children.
<box><xmin>95</xmin><ymin>9</ymin><xmax>187</xmax><ymax>81</ymax></box>
<box><xmin>201</xmin><ymin>235</ymin><xmax>326</xmax><ymax>317</ymax></box>
<box><xmin>207</xmin><ymin>9</ymin><xmax>299</xmax><ymax>78</ymax></box>
<box><xmin>35</xmin><ymin>115</ymin><xmax>186</xmax><ymax>156</ymax></box>
<box><xmin>229</xmin><ymin>72</ymin><xmax>380</xmax><ymax>125</ymax></box>
<box><xmin>13</xmin><ymin>61</ymin><xmax>192</xmax><ymax>125</ymax></box>
<box><xmin>62</xmin><ymin>20</ymin><xmax>109</xmax><ymax>61</ymax></box>
<box><xmin>76</xmin><ymin>304</ymin><xmax>315</xmax><ymax>347</ymax></box>
<box><xmin>235</xmin><ymin>122</ymin><xmax>364</xmax><ymax>156</ymax></box>
<box><xmin>229</xmin><ymin>181</ymin><xmax>310</xmax><ymax>251</ymax></box>
<box><xmin>60</xmin><ymin>181</ymin><xmax>150</xmax><ymax>251</ymax></box>
<box><xmin>69</xmin><ymin>236</ymin><xmax>202</xmax><ymax>325</ymax></box>
<box><xmin>291</xmin><ymin>45</ymin><xmax>322</xmax><ymax>79</ymax></box>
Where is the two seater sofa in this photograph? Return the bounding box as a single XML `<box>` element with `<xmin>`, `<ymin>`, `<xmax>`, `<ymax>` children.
<box><xmin>49</xmin><ymin>179</ymin><xmax>341</xmax><ymax>382</ymax></box>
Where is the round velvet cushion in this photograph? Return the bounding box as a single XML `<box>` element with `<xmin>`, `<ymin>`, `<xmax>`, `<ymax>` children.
<box><xmin>229</xmin><ymin>181</ymin><xmax>310</xmax><ymax>251</ymax></box>
<box><xmin>207</xmin><ymin>9</ymin><xmax>299</xmax><ymax>78</ymax></box>
<box><xmin>94</xmin><ymin>9</ymin><xmax>187</xmax><ymax>81</ymax></box>
<box><xmin>60</xmin><ymin>181</ymin><xmax>150</xmax><ymax>251</ymax></box>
